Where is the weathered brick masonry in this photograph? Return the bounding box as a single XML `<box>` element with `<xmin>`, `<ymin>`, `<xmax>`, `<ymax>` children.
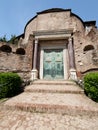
<box><xmin>0</xmin><ymin>42</ymin><xmax>31</xmax><ymax>81</ymax></box>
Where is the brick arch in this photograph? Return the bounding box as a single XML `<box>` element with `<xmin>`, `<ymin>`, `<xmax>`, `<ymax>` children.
<box><xmin>0</xmin><ymin>45</ymin><xmax>12</xmax><ymax>53</ymax></box>
<box><xmin>16</xmin><ymin>48</ymin><xmax>25</xmax><ymax>55</ymax></box>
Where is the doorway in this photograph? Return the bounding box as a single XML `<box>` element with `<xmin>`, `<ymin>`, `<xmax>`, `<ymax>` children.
<box><xmin>43</xmin><ymin>49</ymin><xmax>64</xmax><ymax>79</ymax></box>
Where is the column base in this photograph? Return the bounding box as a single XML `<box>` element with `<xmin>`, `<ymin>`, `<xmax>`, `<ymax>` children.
<box><xmin>31</xmin><ymin>69</ymin><xmax>38</xmax><ymax>81</ymax></box>
<box><xmin>69</xmin><ymin>68</ymin><xmax>77</xmax><ymax>81</ymax></box>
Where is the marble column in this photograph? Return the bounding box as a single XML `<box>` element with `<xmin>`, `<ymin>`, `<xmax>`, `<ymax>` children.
<box><xmin>68</xmin><ymin>37</ymin><xmax>77</xmax><ymax>80</ymax></box>
<box><xmin>31</xmin><ymin>39</ymin><xmax>38</xmax><ymax>81</ymax></box>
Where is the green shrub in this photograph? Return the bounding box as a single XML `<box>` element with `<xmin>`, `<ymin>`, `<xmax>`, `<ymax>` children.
<box><xmin>0</xmin><ymin>72</ymin><xmax>22</xmax><ymax>99</ymax></box>
<box><xmin>84</xmin><ymin>72</ymin><xmax>98</xmax><ymax>102</ymax></box>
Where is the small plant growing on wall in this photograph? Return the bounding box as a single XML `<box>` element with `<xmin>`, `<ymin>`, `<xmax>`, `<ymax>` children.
<box><xmin>8</xmin><ymin>35</ymin><xmax>18</xmax><ymax>44</ymax></box>
<box><xmin>0</xmin><ymin>34</ymin><xmax>18</xmax><ymax>44</ymax></box>
<box><xmin>0</xmin><ymin>35</ymin><xmax>7</xmax><ymax>42</ymax></box>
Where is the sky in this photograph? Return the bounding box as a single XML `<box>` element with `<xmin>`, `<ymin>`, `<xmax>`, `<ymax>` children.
<box><xmin>0</xmin><ymin>0</ymin><xmax>98</xmax><ymax>40</ymax></box>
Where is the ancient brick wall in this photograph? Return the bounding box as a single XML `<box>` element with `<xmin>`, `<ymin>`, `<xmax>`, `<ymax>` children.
<box><xmin>0</xmin><ymin>42</ymin><xmax>31</xmax><ymax>81</ymax></box>
<box><xmin>73</xmin><ymin>27</ymin><xmax>98</xmax><ymax>75</ymax></box>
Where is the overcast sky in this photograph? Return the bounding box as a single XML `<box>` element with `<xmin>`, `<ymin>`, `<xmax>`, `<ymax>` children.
<box><xmin>0</xmin><ymin>0</ymin><xmax>98</xmax><ymax>40</ymax></box>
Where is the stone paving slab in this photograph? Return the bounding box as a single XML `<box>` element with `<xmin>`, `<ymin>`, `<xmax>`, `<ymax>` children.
<box><xmin>25</xmin><ymin>84</ymin><xmax>84</xmax><ymax>94</ymax></box>
<box><xmin>0</xmin><ymin>106</ymin><xmax>98</xmax><ymax>130</ymax></box>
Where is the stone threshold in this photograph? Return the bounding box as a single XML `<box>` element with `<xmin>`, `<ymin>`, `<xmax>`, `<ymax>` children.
<box><xmin>31</xmin><ymin>80</ymin><xmax>76</xmax><ymax>85</ymax></box>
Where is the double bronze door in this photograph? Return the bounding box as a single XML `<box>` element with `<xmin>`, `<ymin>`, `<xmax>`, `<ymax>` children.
<box><xmin>43</xmin><ymin>49</ymin><xmax>64</xmax><ymax>79</ymax></box>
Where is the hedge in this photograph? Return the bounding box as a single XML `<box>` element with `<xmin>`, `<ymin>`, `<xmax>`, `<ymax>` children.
<box><xmin>84</xmin><ymin>72</ymin><xmax>98</xmax><ymax>102</ymax></box>
<box><xmin>0</xmin><ymin>72</ymin><xmax>22</xmax><ymax>99</ymax></box>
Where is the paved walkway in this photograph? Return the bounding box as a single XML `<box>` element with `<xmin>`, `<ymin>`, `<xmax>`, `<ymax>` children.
<box><xmin>0</xmin><ymin>80</ymin><xmax>98</xmax><ymax>130</ymax></box>
<box><xmin>0</xmin><ymin>104</ymin><xmax>98</xmax><ymax>130</ymax></box>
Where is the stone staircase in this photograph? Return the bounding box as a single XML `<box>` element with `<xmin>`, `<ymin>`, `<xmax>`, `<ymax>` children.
<box><xmin>3</xmin><ymin>80</ymin><xmax>98</xmax><ymax>116</ymax></box>
<box><xmin>25</xmin><ymin>80</ymin><xmax>84</xmax><ymax>94</ymax></box>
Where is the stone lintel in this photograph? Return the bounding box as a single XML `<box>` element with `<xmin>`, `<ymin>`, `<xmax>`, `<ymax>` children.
<box><xmin>33</xmin><ymin>29</ymin><xmax>73</xmax><ymax>40</ymax></box>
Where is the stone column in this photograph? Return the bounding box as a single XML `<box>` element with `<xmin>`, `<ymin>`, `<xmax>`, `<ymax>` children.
<box><xmin>33</xmin><ymin>39</ymin><xmax>38</xmax><ymax>69</ymax></box>
<box><xmin>31</xmin><ymin>39</ymin><xmax>38</xmax><ymax>81</ymax></box>
<box><xmin>68</xmin><ymin>37</ymin><xmax>77</xmax><ymax>80</ymax></box>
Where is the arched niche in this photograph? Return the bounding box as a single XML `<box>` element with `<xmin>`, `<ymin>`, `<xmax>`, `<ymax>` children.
<box><xmin>0</xmin><ymin>45</ymin><xmax>12</xmax><ymax>53</ymax></box>
<box><xmin>83</xmin><ymin>45</ymin><xmax>94</xmax><ymax>52</ymax></box>
<box><xmin>16</xmin><ymin>48</ymin><xmax>25</xmax><ymax>55</ymax></box>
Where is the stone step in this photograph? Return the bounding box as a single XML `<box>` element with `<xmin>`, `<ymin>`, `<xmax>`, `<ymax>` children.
<box><xmin>25</xmin><ymin>84</ymin><xmax>84</xmax><ymax>94</ymax></box>
<box><xmin>31</xmin><ymin>80</ymin><xmax>76</xmax><ymax>85</ymax></box>
<box><xmin>4</xmin><ymin>92</ymin><xmax>98</xmax><ymax>116</ymax></box>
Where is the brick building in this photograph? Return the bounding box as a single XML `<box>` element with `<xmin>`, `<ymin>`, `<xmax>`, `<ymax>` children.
<box><xmin>0</xmin><ymin>8</ymin><xmax>98</xmax><ymax>81</ymax></box>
